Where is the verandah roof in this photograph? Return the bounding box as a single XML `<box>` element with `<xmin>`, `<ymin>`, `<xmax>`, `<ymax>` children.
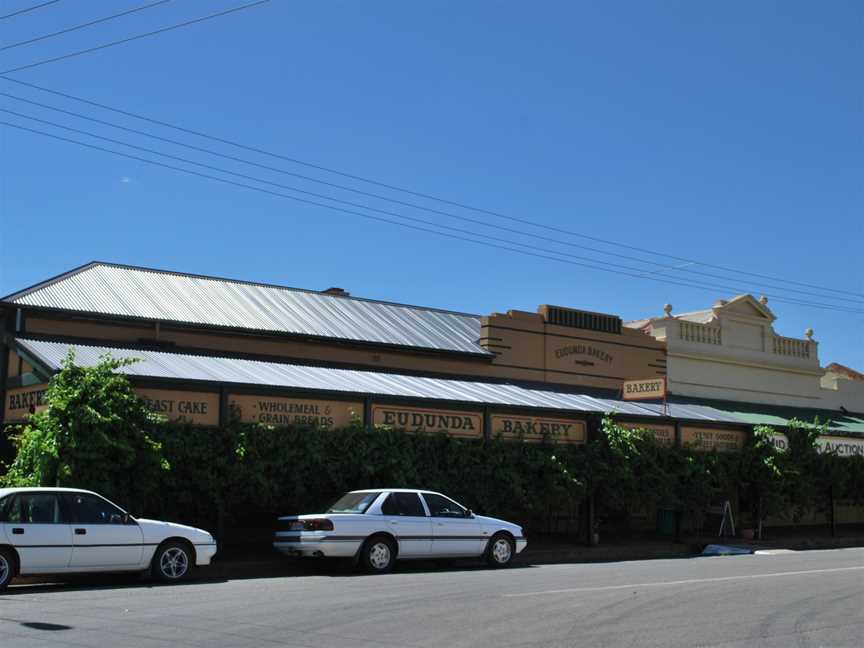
<box><xmin>14</xmin><ymin>337</ymin><xmax>743</xmax><ymax>424</ymax></box>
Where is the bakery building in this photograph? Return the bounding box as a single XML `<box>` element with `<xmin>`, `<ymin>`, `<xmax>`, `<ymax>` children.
<box><xmin>2</xmin><ymin>263</ymin><xmax>861</xmax><ymax>458</ymax></box>
<box><xmin>2</xmin><ymin>261</ymin><xmax>761</xmax><ymax>453</ymax></box>
<box><xmin>3</xmin><ymin>262</ymin><xmax>863</xmax><ymax>531</ymax></box>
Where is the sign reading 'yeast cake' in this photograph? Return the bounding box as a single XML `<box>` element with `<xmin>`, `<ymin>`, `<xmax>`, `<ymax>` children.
<box><xmin>491</xmin><ymin>414</ymin><xmax>586</xmax><ymax>444</ymax></box>
<box><xmin>230</xmin><ymin>395</ymin><xmax>360</xmax><ymax>428</ymax></box>
<box><xmin>4</xmin><ymin>384</ymin><xmax>49</xmax><ymax>422</ymax></box>
<box><xmin>136</xmin><ymin>388</ymin><xmax>220</xmax><ymax>426</ymax></box>
<box><xmin>373</xmin><ymin>405</ymin><xmax>482</xmax><ymax>438</ymax></box>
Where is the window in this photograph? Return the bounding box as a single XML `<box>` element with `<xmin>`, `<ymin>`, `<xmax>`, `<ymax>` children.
<box><xmin>381</xmin><ymin>492</ymin><xmax>426</xmax><ymax>517</ymax></box>
<box><xmin>67</xmin><ymin>493</ymin><xmax>126</xmax><ymax>525</ymax></box>
<box><xmin>326</xmin><ymin>492</ymin><xmax>380</xmax><ymax>514</ymax></box>
<box><xmin>422</xmin><ymin>493</ymin><xmax>467</xmax><ymax>518</ymax></box>
<box><xmin>6</xmin><ymin>493</ymin><xmax>64</xmax><ymax>524</ymax></box>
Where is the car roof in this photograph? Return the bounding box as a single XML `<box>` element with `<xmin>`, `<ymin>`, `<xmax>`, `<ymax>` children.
<box><xmin>349</xmin><ymin>488</ymin><xmax>443</xmax><ymax>495</ymax></box>
<box><xmin>0</xmin><ymin>487</ymin><xmax>96</xmax><ymax>498</ymax></box>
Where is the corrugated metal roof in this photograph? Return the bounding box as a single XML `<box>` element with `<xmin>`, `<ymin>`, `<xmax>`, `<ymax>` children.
<box><xmin>15</xmin><ymin>338</ymin><xmax>743</xmax><ymax>423</ymax></box>
<box><xmin>5</xmin><ymin>263</ymin><xmax>490</xmax><ymax>356</ymax></box>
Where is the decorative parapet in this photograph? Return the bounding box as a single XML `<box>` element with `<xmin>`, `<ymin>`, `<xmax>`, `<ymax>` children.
<box><xmin>772</xmin><ymin>335</ymin><xmax>811</xmax><ymax>359</ymax></box>
<box><xmin>679</xmin><ymin>320</ymin><xmax>722</xmax><ymax>345</ymax></box>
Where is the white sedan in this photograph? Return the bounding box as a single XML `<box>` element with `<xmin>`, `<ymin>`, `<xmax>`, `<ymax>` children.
<box><xmin>274</xmin><ymin>489</ymin><xmax>527</xmax><ymax>572</ymax></box>
<box><xmin>0</xmin><ymin>487</ymin><xmax>217</xmax><ymax>590</ymax></box>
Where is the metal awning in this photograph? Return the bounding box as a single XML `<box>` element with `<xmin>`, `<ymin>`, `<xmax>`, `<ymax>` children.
<box><xmin>15</xmin><ymin>337</ymin><xmax>745</xmax><ymax>424</ymax></box>
<box><xmin>671</xmin><ymin>397</ymin><xmax>864</xmax><ymax>437</ymax></box>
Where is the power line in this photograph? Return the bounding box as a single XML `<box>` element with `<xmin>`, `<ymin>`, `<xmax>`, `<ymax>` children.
<box><xmin>0</xmin><ymin>0</ymin><xmax>174</xmax><ymax>52</ymax></box>
<box><xmin>0</xmin><ymin>0</ymin><xmax>61</xmax><ymax>20</ymax></box>
<box><xmin>1</xmin><ymin>77</ymin><xmax>857</xmax><ymax>300</ymax></box>
<box><xmin>3</xmin><ymin>90</ymin><xmax>862</xmax><ymax>308</ymax></box>
<box><xmin>0</xmin><ymin>0</ymin><xmax>270</xmax><ymax>74</ymax></box>
<box><xmin>3</xmin><ymin>116</ymin><xmax>861</xmax><ymax>316</ymax></box>
<box><xmin>0</xmin><ymin>106</ymin><xmax>735</xmax><ymax>286</ymax></box>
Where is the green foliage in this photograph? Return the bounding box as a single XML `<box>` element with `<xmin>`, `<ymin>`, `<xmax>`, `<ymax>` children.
<box><xmin>3</xmin><ymin>354</ymin><xmax>863</xmax><ymax>538</ymax></box>
<box><xmin>146</xmin><ymin>418</ymin><xmax>588</xmax><ymax>533</ymax></box>
<box><xmin>2</xmin><ymin>352</ymin><xmax>168</xmax><ymax>513</ymax></box>
<box><xmin>738</xmin><ymin>425</ymin><xmax>788</xmax><ymax>529</ymax></box>
<box><xmin>591</xmin><ymin>418</ymin><xmax>739</xmax><ymax>531</ymax></box>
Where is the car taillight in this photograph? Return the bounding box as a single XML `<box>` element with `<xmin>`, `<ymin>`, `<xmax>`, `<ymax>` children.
<box><xmin>304</xmin><ymin>518</ymin><xmax>334</xmax><ymax>531</ymax></box>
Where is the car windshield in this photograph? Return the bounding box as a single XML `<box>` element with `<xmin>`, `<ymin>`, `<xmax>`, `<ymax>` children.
<box><xmin>326</xmin><ymin>491</ymin><xmax>381</xmax><ymax>514</ymax></box>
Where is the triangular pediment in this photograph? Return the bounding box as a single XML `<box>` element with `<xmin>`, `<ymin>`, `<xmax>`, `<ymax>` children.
<box><xmin>714</xmin><ymin>294</ymin><xmax>776</xmax><ymax>322</ymax></box>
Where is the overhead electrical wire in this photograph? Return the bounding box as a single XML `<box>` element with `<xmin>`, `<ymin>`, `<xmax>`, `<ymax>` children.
<box><xmin>1</xmin><ymin>80</ymin><xmax>857</xmax><ymax>301</ymax></box>
<box><xmin>2</xmin><ymin>116</ymin><xmax>861</xmax><ymax>316</ymax></box>
<box><xmin>2</xmin><ymin>90</ymin><xmax>861</xmax><ymax>308</ymax></box>
<box><xmin>0</xmin><ymin>0</ymin><xmax>270</xmax><ymax>74</ymax></box>
<box><xmin>0</xmin><ymin>0</ymin><xmax>175</xmax><ymax>52</ymax></box>
<box><xmin>0</xmin><ymin>0</ymin><xmax>61</xmax><ymax>20</ymax></box>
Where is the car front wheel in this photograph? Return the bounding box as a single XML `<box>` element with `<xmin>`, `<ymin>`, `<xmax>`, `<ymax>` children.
<box><xmin>360</xmin><ymin>536</ymin><xmax>396</xmax><ymax>573</ymax></box>
<box><xmin>485</xmin><ymin>533</ymin><xmax>515</xmax><ymax>568</ymax></box>
<box><xmin>0</xmin><ymin>547</ymin><xmax>15</xmax><ymax>590</ymax></box>
<box><xmin>152</xmin><ymin>541</ymin><xmax>193</xmax><ymax>582</ymax></box>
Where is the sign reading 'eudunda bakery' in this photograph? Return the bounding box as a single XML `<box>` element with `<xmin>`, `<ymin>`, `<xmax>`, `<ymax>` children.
<box><xmin>373</xmin><ymin>405</ymin><xmax>482</xmax><ymax>438</ymax></box>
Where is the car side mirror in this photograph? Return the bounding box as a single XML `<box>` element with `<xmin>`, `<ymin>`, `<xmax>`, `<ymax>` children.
<box><xmin>466</xmin><ymin>509</ymin><xmax>475</xmax><ymax>518</ymax></box>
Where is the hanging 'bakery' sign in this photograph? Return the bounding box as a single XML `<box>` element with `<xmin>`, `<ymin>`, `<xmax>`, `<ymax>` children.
<box><xmin>622</xmin><ymin>378</ymin><xmax>666</xmax><ymax>401</ymax></box>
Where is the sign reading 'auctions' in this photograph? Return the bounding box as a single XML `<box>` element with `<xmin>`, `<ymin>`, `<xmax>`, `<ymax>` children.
<box><xmin>622</xmin><ymin>378</ymin><xmax>666</xmax><ymax>401</ymax></box>
<box><xmin>491</xmin><ymin>414</ymin><xmax>586</xmax><ymax>444</ymax></box>
<box><xmin>373</xmin><ymin>405</ymin><xmax>482</xmax><ymax>438</ymax></box>
<box><xmin>230</xmin><ymin>395</ymin><xmax>361</xmax><ymax>429</ymax></box>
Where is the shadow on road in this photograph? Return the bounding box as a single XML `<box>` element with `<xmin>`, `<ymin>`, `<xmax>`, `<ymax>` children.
<box><xmin>5</xmin><ymin>557</ymin><xmax>538</xmax><ymax>595</ymax></box>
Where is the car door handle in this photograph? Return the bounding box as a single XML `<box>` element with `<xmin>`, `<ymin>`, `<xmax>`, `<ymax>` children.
<box><xmin>389</xmin><ymin>521</ymin><xmax>398</xmax><ymax>525</ymax></box>
<box><xmin>74</xmin><ymin>528</ymin><xmax>87</xmax><ymax>535</ymax></box>
<box><xmin>437</xmin><ymin>522</ymin><xmax>445</xmax><ymax>526</ymax></box>
<box><xmin>11</xmin><ymin>528</ymin><xmax>24</xmax><ymax>535</ymax></box>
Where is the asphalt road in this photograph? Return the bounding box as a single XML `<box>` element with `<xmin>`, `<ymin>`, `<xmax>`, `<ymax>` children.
<box><xmin>2</xmin><ymin>548</ymin><xmax>862</xmax><ymax>647</ymax></box>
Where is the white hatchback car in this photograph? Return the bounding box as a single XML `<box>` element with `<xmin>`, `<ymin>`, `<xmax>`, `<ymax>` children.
<box><xmin>0</xmin><ymin>487</ymin><xmax>217</xmax><ymax>590</ymax></box>
<box><xmin>274</xmin><ymin>489</ymin><xmax>527</xmax><ymax>572</ymax></box>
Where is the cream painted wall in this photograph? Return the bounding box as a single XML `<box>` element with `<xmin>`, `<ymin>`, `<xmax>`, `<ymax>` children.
<box><xmin>638</xmin><ymin>296</ymin><xmax>864</xmax><ymax>413</ymax></box>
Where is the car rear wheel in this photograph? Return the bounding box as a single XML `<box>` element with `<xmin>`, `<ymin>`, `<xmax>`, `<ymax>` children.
<box><xmin>151</xmin><ymin>541</ymin><xmax>193</xmax><ymax>582</ymax></box>
<box><xmin>485</xmin><ymin>533</ymin><xmax>514</xmax><ymax>568</ymax></box>
<box><xmin>0</xmin><ymin>548</ymin><xmax>15</xmax><ymax>590</ymax></box>
<box><xmin>360</xmin><ymin>536</ymin><xmax>396</xmax><ymax>573</ymax></box>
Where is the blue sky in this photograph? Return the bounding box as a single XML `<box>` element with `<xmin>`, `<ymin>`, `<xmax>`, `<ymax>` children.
<box><xmin>1</xmin><ymin>1</ymin><xmax>861</xmax><ymax>367</ymax></box>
